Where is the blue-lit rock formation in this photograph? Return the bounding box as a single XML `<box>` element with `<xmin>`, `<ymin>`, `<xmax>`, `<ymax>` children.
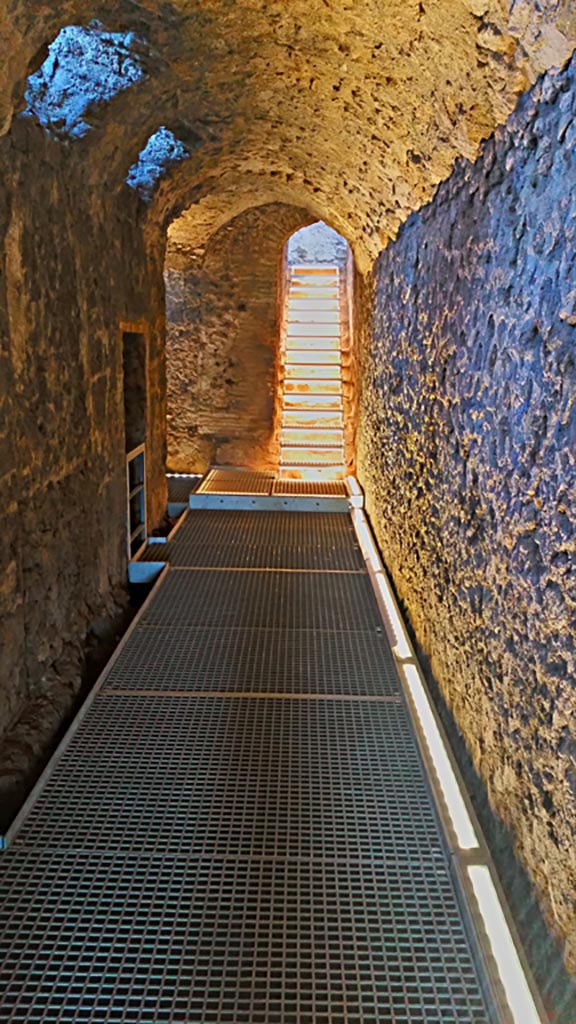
<box><xmin>127</xmin><ymin>127</ymin><xmax>190</xmax><ymax>202</ymax></box>
<box><xmin>24</xmin><ymin>22</ymin><xmax>147</xmax><ymax>139</ymax></box>
<box><xmin>358</xmin><ymin>52</ymin><xmax>576</xmax><ymax>994</ymax></box>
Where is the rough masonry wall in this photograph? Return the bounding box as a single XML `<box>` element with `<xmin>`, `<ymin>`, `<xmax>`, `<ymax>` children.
<box><xmin>358</xmin><ymin>55</ymin><xmax>576</xmax><ymax>981</ymax></box>
<box><xmin>165</xmin><ymin>203</ymin><xmax>310</xmax><ymax>473</ymax></box>
<box><xmin>0</xmin><ymin>118</ymin><xmax>166</xmax><ymax>786</ymax></box>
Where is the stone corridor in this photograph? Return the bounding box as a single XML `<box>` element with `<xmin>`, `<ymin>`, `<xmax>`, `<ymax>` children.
<box><xmin>0</xmin><ymin>493</ymin><xmax>514</xmax><ymax>1023</ymax></box>
<box><xmin>1</xmin><ymin>2</ymin><xmax>575</xmax><ymax>1021</ymax></box>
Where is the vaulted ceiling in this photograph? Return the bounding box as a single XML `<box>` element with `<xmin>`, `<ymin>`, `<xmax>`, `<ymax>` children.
<box><xmin>2</xmin><ymin>0</ymin><xmax>575</xmax><ymax>267</ymax></box>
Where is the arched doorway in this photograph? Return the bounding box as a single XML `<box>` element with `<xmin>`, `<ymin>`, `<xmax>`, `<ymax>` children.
<box><xmin>278</xmin><ymin>222</ymin><xmax>355</xmax><ymax>479</ymax></box>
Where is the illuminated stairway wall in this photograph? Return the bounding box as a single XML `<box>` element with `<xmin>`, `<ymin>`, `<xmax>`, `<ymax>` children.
<box><xmin>279</xmin><ymin>265</ymin><xmax>346</xmax><ymax>479</ymax></box>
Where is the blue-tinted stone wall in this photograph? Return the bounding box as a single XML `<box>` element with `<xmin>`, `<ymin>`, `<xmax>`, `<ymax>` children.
<box><xmin>358</xmin><ymin>53</ymin><xmax>576</xmax><ymax>991</ymax></box>
<box><xmin>127</xmin><ymin>127</ymin><xmax>190</xmax><ymax>202</ymax></box>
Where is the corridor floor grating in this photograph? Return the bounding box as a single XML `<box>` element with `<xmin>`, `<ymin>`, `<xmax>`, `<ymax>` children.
<box><xmin>12</xmin><ymin>697</ymin><xmax>442</xmax><ymax>861</ymax></box>
<box><xmin>0</xmin><ymin>851</ymin><xmax>490</xmax><ymax>1024</ymax></box>
<box><xmin>101</xmin><ymin>625</ymin><xmax>402</xmax><ymax>696</ymax></box>
<box><xmin>0</xmin><ymin>507</ymin><xmax>497</xmax><ymax>1023</ymax></box>
<box><xmin>140</xmin><ymin>511</ymin><xmax>364</xmax><ymax>571</ymax></box>
<box><xmin>167</xmin><ymin>509</ymin><xmax>359</xmax><ymax>550</ymax></box>
<box><xmin>272</xmin><ymin>479</ymin><xmax>348</xmax><ymax>496</ymax></box>
<box><xmin>140</xmin><ymin>568</ymin><xmax>384</xmax><ymax>631</ymax></box>
<box><xmin>199</xmin><ymin>470</ymin><xmax>274</xmax><ymax>494</ymax></box>
<box><xmin>140</xmin><ymin>543</ymin><xmax>365</xmax><ymax>571</ymax></box>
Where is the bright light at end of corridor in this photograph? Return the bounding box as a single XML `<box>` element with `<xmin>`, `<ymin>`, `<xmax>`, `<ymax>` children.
<box><xmin>468</xmin><ymin>865</ymin><xmax>544</xmax><ymax>1024</ymax></box>
<box><xmin>402</xmin><ymin>663</ymin><xmax>479</xmax><ymax>850</ymax></box>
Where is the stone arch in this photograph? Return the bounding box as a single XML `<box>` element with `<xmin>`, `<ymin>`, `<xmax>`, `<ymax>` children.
<box><xmin>281</xmin><ymin>220</ymin><xmax>358</xmax><ymax>475</ymax></box>
<box><xmin>3</xmin><ymin>0</ymin><xmax>575</xmax><ymax>248</ymax></box>
<box><xmin>164</xmin><ymin>200</ymin><xmax>314</xmax><ymax>473</ymax></box>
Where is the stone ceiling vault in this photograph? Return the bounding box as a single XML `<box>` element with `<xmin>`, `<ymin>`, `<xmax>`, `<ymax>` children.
<box><xmin>2</xmin><ymin>0</ymin><xmax>576</xmax><ymax>267</ymax></box>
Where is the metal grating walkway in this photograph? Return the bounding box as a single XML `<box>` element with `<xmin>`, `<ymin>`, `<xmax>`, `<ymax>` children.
<box><xmin>199</xmin><ymin>470</ymin><xmax>274</xmax><ymax>494</ymax></box>
<box><xmin>167</xmin><ymin>474</ymin><xmax>201</xmax><ymax>503</ymax></box>
<box><xmin>272</xmin><ymin>478</ymin><xmax>348</xmax><ymax>496</ymax></box>
<box><xmin>139</xmin><ymin>510</ymin><xmax>365</xmax><ymax>571</ymax></box>
<box><xmin>0</xmin><ymin>509</ymin><xmax>498</xmax><ymax>1023</ymax></box>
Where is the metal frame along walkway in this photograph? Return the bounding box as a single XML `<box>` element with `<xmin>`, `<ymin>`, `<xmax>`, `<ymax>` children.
<box><xmin>0</xmin><ymin>479</ymin><xmax>545</xmax><ymax>1023</ymax></box>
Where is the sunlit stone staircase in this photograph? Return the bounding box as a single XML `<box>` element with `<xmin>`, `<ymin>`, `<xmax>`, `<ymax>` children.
<box><xmin>279</xmin><ymin>265</ymin><xmax>346</xmax><ymax>479</ymax></box>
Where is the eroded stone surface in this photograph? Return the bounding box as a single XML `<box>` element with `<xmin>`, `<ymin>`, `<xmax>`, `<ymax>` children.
<box><xmin>127</xmin><ymin>126</ymin><xmax>191</xmax><ymax>202</ymax></box>
<box><xmin>287</xmin><ymin>221</ymin><xmax>349</xmax><ymax>265</ymax></box>
<box><xmin>358</xmin><ymin>53</ymin><xmax>576</xmax><ymax>980</ymax></box>
<box><xmin>0</xmin><ymin>118</ymin><xmax>166</xmax><ymax>746</ymax></box>
<box><xmin>23</xmin><ymin>21</ymin><xmax>148</xmax><ymax>139</ymax></box>
<box><xmin>165</xmin><ymin>203</ymin><xmax>310</xmax><ymax>472</ymax></box>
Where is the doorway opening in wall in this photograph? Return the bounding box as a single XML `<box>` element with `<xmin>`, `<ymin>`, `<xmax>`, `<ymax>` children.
<box><xmin>122</xmin><ymin>325</ymin><xmax>148</xmax><ymax>558</ymax></box>
<box><xmin>278</xmin><ymin>222</ymin><xmax>354</xmax><ymax>480</ymax></box>
<box><xmin>161</xmin><ymin>206</ymin><xmax>356</xmax><ymax>495</ymax></box>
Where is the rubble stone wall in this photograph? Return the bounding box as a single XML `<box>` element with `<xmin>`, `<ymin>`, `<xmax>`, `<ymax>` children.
<box><xmin>165</xmin><ymin>204</ymin><xmax>310</xmax><ymax>473</ymax></box>
<box><xmin>0</xmin><ymin>118</ymin><xmax>166</xmax><ymax>761</ymax></box>
<box><xmin>358</xmin><ymin>54</ymin><xmax>576</xmax><ymax>980</ymax></box>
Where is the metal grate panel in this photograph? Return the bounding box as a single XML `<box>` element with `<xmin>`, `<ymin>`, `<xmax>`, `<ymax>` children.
<box><xmin>0</xmin><ymin>505</ymin><xmax>497</xmax><ymax>1023</ymax></box>
<box><xmin>140</xmin><ymin>543</ymin><xmax>363</xmax><ymax>571</ymax></box>
<box><xmin>167</xmin><ymin>475</ymin><xmax>201</xmax><ymax>502</ymax></box>
<box><xmin>103</xmin><ymin>625</ymin><xmax>401</xmax><ymax>697</ymax></box>
<box><xmin>139</xmin><ymin>512</ymin><xmax>364</xmax><ymax>571</ymax></box>
<box><xmin>140</xmin><ymin>568</ymin><xmax>383</xmax><ymax>632</ymax></box>
<box><xmin>169</xmin><ymin>510</ymin><xmax>358</xmax><ymax>548</ymax></box>
<box><xmin>138</xmin><ymin>542</ymin><xmax>169</xmax><ymax>563</ymax></box>
<box><xmin>0</xmin><ymin>850</ymin><xmax>491</xmax><ymax>1024</ymax></box>
<box><xmin>272</xmin><ymin>479</ymin><xmax>348</xmax><ymax>496</ymax></box>
<box><xmin>200</xmin><ymin>471</ymin><xmax>273</xmax><ymax>494</ymax></box>
<box><xmin>14</xmin><ymin>697</ymin><xmax>443</xmax><ymax>860</ymax></box>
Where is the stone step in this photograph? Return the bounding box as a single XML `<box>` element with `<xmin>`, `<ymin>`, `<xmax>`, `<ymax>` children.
<box><xmin>280</xmin><ymin>447</ymin><xmax>345</xmax><ymax>465</ymax></box>
<box><xmin>284</xmin><ymin>380</ymin><xmax>342</xmax><ymax>395</ymax></box>
<box><xmin>290</xmin><ymin>279</ymin><xmax>339</xmax><ymax>288</ymax></box>
<box><xmin>278</xmin><ymin>465</ymin><xmax>346</xmax><ymax>480</ymax></box>
<box><xmin>289</xmin><ymin>288</ymin><xmax>340</xmax><ymax>299</ymax></box>
<box><xmin>284</xmin><ymin>350</ymin><xmax>340</xmax><ymax>365</ymax></box>
<box><xmin>286</xmin><ymin>322</ymin><xmax>341</xmax><ymax>337</ymax></box>
<box><xmin>282</xmin><ymin>409</ymin><xmax>343</xmax><ymax>428</ymax></box>
<box><xmin>291</xmin><ymin>267</ymin><xmax>338</xmax><ymax>278</ymax></box>
<box><xmin>283</xmin><ymin>394</ymin><xmax>342</xmax><ymax>412</ymax></box>
<box><xmin>284</xmin><ymin>364</ymin><xmax>342</xmax><ymax>380</ymax></box>
<box><xmin>285</xmin><ymin>336</ymin><xmax>340</xmax><ymax>351</ymax></box>
<box><xmin>288</xmin><ymin>300</ymin><xmax>340</xmax><ymax>312</ymax></box>
<box><xmin>287</xmin><ymin>312</ymin><xmax>340</xmax><ymax>324</ymax></box>
<box><xmin>283</xmin><ymin>406</ymin><xmax>343</xmax><ymax>419</ymax></box>
<box><xmin>290</xmin><ymin>265</ymin><xmax>339</xmax><ymax>274</ymax></box>
<box><xmin>281</xmin><ymin>428</ymin><xmax>344</xmax><ymax>446</ymax></box>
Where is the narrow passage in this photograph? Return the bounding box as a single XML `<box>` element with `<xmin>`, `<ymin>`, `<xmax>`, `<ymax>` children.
<box><xmin>0</xmin><ymin>503</ymin><xmax>495</xmax><ymax>1022</ymax></box>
